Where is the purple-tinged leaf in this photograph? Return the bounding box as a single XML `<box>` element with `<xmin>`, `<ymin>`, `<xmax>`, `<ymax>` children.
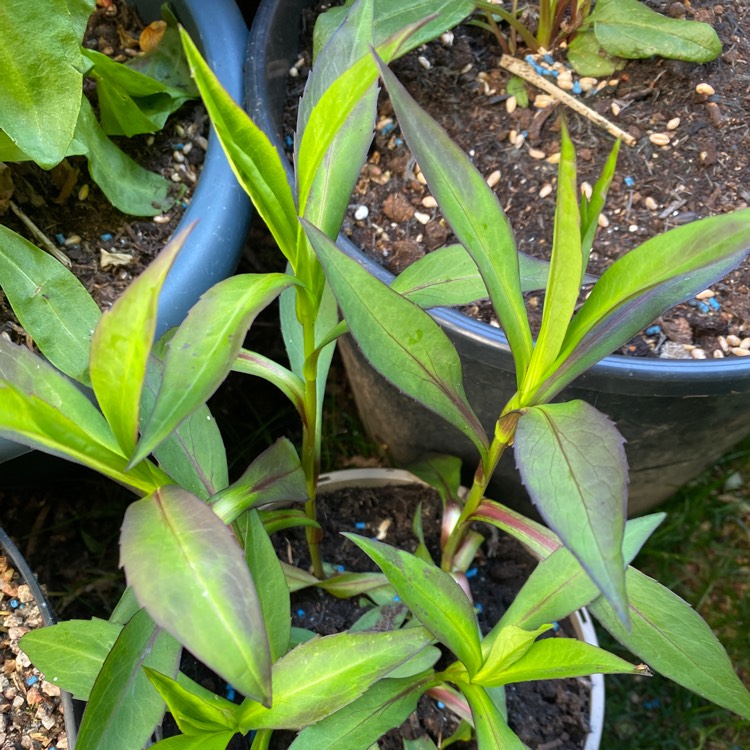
<box><xmin>533</xmin><ymin>209</ymin><xmax>750</xmax><ymax>404</ymax></box>
<box><xmin>232</xmin><ymin>349</ymin><xmax>306</xmax><ymax>418</ymax></box>
<box><xmin>304</xmin><ymin>219</ymin><xmax>488</xmax><ymax>459</ymax></box>
<box><xmin>133</xmin><ymin>273</ymin><xmax>295</xmax><ymax>466</ymax></box>
<box><xmin>375</xmin><ymin>54</ymin><xmax>532</xmax><ymax>383</ymax></box>
<box><xmin>90</xmin><ymin>227</ymin><xmax>189</xmax><ymax>455</ymax></box>
<box><xmin>345</xmin><ymin>534</ymin><xmax>483</xmax><ymax>676</ymax></box>
<box><xmin>514</xmin><ymin>401</ymin><xmax>629</xmax><ymax>625</ymax></box>
<box><xmin>120</xmin><ymin>486</ymin><xmax>271</xmax><ymax>705</ymax></box>
<box><xmin>590</xmin><ymin>567</ymin><xmax>750</xmax><ymax>720</ymax></box>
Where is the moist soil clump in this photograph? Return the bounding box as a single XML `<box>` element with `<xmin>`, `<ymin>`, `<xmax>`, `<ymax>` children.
<box><xmin>0</xmin><ymin>0</ymin><xmax>206</xmax><ymax>346</ymax></box>
<box><xmin>286</xmin><ymin>0</ymin><xmax>750</xmax><ymax>360</ymax></box>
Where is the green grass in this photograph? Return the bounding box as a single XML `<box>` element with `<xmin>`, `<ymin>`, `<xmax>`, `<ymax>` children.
<box><xmin>601</xmin><ymin>439</ymin><xmax>750</xmax><ymax>750</ymax></box>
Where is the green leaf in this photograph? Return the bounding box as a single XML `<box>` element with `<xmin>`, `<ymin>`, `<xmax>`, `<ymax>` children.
<box><xmin>589</xmin><ymin>567</ymin><xmax>750</xmax><ymax>720</ymax></box>
<box><xmin>150</xmin><ymin>731</ymin><xmax>236</xmax><ymax>750</ymax></box>
<box><xmin>350</xmin><ymin>601</ymin><xmax>408</xmax><ymax>633</ymax></box>
<box><xmin>83</xmin><ymin>48</ymin><xmax>192</xmax><ymax>137</ymax></box>
<box><xmin>238</xmin><ymin>628</ymin><xmax>434</xmax><ymax>730</ymax></box>
<box><xmin>477</xmin><ymin>637</ymin><xmax>645</xmax><ymax>687</ymax></box>
<box><xmin>133</xmin><ymin>273</ymin><xmax>295</xmax><ymax>465</ymax></box>
<box><xmin>0</xmin><ymin>225</ymin><xmax>101</xmax><ymax>385</ymax></box>
<box><xmin>494</xmin><ymin>513</ymin><xmax>665</xmax><ymax>634</ymax></box>
<box><xmin>145</xmin><ymin>668</ymin><xmax>239</xmax><ymax>734</ymax></box>
<box><xmin>345</xmin><ymin>535</ymin><xmax>483</xmax><ymax>677</ymax></box>
<box><xmin>313</xmin><ymin>0</ymin><xmax>473</xmax><ymax>61</ymax></box>
<box><xmin>288</xmin><ymin>676</ymin><xmax>431</xmax><ymax>750</ymax></box>
<box><xmin>234</xmin><ymin>510</ymin><xmax>291</xmax><ymax>662</ymax></box>
<box><xmin>76</xmin><ymin>608</ymin><xmax>181</xmax><ymax>750</ymax></box>
<box><xmin>180</xmin><ymin>28</ymin><xmax>298</xmax><ymax>263</ymax></box>
<box><xmin>534</xmin><ymin>209</ymin><xmax>750</xmax><ymax>403</ymax></box>
<box><xmin>90</xmin><ymin>227</ymin><xmax>188</xmax><ymax>454</ymax></box>
<box><xmin>375</xmin><ymin>54</ymin><xmax>532</xmax><ymax>384</ymax></box>
<box><xmin>521</xmin><ymin>122</ymin><xmax>581</xmax><ymax>397</ymax></box>
<box><xmin>210</xmin><ymin>438</ymin><xmax>307</xmax><ymax>524</ymax></box>
<box><xmin>590</xmin><ymin>0</ymin><xmax>722</xmax><ymax>62</ymax></box>
<box><xmin>73</xmin><ymin>97</ymin><xmax>174</xmax><ymax>216</ymax></box>
<box><xmin>407</xmin><ymin>455</ymin><xmax>462</xmax><ymax>506</ymax></box>
<box><xmin>514</xmin><ymin>401</ymin><xmax>629</xmax><ymax>625</ymax></box>
<box><xmin>142</xmin><ymin>337</ymin><xmax>229</xmax><ymax>500</ymax></box>
<box><xmin>232</xmin><ymin>349</ymin><xmax>306</xmax><ymax>417</ymax></box>
<box><xmin>0</xmin><ymin>0</ymin><xmax>92</xmax><ymax>167</ymax></box>
<box><xmin>20</xmin><ymin>618</ymin><xmax>121</xmax><ymax>701</ymax></box>
<box><xmin>391</xmin><ymin>244</ymin><xmax>557</xmax><ymax>309</ymax></box>
<box><xmin>566</xmin><ymin>28</ymin><xmax>622</xmax><ymax>77</ymax></box>
<box><xmin>580</xmin><ymin>139</ymin><xmax>620</xmax><ymax>262</ymax></box>
<box><xmin>475</xmin><ymin>623</ymin><xmax>551</xmax><ymax>684</ymax></box>
<box><xmin>459</xmin><ymin>681</ymin><xmax>526</xmax><ymax>750</ymax></box>
<box><xmin>120</xmin><ymin>486</ymin><xmax>272</xmax><ymax>705</ymax></box>
<box><xmin>304</xmin><ymin>219</ymin><xmax>488</xmax><ymax>459</ymax></box>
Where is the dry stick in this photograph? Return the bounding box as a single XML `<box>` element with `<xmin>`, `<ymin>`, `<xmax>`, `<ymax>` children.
<box><xmin>9</xmin><ymin>200</ymin><xmax>72</xmax><ymax>267</ymax></box>
<box><xmin>499</xmin><ymin>54</ymin><xmax>637</xmax><ymax>147</ymax></box>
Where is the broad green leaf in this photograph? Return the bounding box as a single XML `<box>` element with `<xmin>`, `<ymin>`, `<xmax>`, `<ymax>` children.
<box><xmin>375</xmin><ymin>54</ymin><xmax>532</xmax><ymax>384</ymax></box>
<box><xmin>0</xmin><ymin>381</ymin><xmax>165</xmax><ymax>494</ymax></box>
<box><xmin>514</xmin><ymin>401</ymin><xmax>629</xmax><ymax>625</ymax></box>
<box><xmin>120</xmin><ymin>486</ymin><xmax>272</xmax><ymax>705</ymax></box>
<box><xmin>288</xmin><ymin>676</ymin><xmax>431</xmax><ymax>750</ymax></box>
<box><xmin>589</xmin><ymin>567</ymin><xmax>750</xmax><ymax>720</ymax></box>
<box><xmin>313</xmin><ymin>0</ymin><xmax>473</xmax><ymax>61</ymax></box>
<box><xmin>521</xmin><ymin>123</ymin><xmax>581</xmax><ymax>398</ymax></box>
<box><xmin>234</xmin><ymin>509</ymin><xmax>291</xmax><ymax>662</ymax></box>
<box><xmin>477</xmin><ymin>637</ymin><xmax>645</xmax><ymax>687</ymax></box>
<box><xmin>238</xmin><ymin>628</ymin><xmax>433</xmax><ymax>730</ymax></box>
<box><xmin>459</xmin><ymin>681</ymin><xmax>526</xmax><ymax>750</ymax></box>
<box><xmin>494</xmin><ymin>513</ymin><xmax>665</xmax><ymax>635</ymax></box>
<box><xmin>590</xmin><ymin>0</ymin><xmax>722</xmax><ymax>62</ymax></box>
<box><xmin>232</xmin><ymin>349</ymin><xmax>305</xmax><ymax>417</ymax></box>
<box><xmin>145</xmin><ymin>668</ymin><xmax>238</xmax><ymax>734</ymax></box>
<box><xmin>304</xmin><ymin>219</ymin><xmax>488</xmax><ymax>459</ymax></box>
<box><xmin>533</xmin><ymin>210</ymin><xmax>750</xmax><ymax>404</ymax></box>
<box><xmin>474</xmin><ymin>624</ymin><xmax>551</xmax><ymax>684</ymax></box>
<box><xmin>0</xmin><ymin>226</ymin><xmax>101</xmax><ymax>385</ymax></box>
<box><xmin>408</xmin><ymin>455</ymin><xmax>462</xmax><ymax>506</ymax></box>
<box><xmin>211</xmin><ymin>438</ymin><xmax>307</xmax><ymax>524</ymax></box>
<box><xmin>386</xmin><ymin>645</ymin><xmax>441</xmax><ymax>679</ymax></box>
<box><xmin>180</xmin><ymin>28</ymin><xmax>298</xmax><ymax>263</ymax></box>
<box><xmin>566</xmin><ymin>28</ymin><xmax>622</xmax><ymax>77</ymax></box>
<box><xmin>90</xmin><ymin>228</ymin><xmax>188</xmax><ymax>455</ymax></box>
<box><xmin>150</xmin><ymin>731</ymin><xmax>236</xmax><ymax>750</ymax></box>
<box><xmin>0</xmin><ymin>0</ymin><xmax>92</xmax><ymax>167</ymax></box>
<box><xmin>345</xmin><ymin>535</ymin><xmax>483</xmax><ymax>676</ymax></box>
<box><xmin>142</xmin><ymin>338</ymin><xmax>228</xmax><ymax>500</ymax></box>
<box><xmin>76</xmin><ymin>608</ymin><xmax>181</xmax><ymax>750</ymax></box>
<box><xmin>73</xmin><ymin>97</ymin><xmax>173</xmax><ymax>216</ymax></box>
<box><xmin>133</xmin><ymin>273</ymin><xmax>294</xmax><ymax>465</ymax></box>
<box><xmin>391</xmin><ymin>244</ymin><xmax>559</xmax><ymax>308</ymax></box>
<box><xmin>83</xmin><ymin>48</ymin><xmax>192</xmax><ymax>137</ymax></box>
<box><xmin>20</xmin><ymin>618</ymin><xmax>121</xmax><ymax>701</ymax></box>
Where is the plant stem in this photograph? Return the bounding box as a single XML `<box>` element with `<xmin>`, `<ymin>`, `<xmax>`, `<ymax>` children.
<box><xmin>249</xmin><ymin>728</ymin><xmax>273</xmax><ymax>750</ymax></box>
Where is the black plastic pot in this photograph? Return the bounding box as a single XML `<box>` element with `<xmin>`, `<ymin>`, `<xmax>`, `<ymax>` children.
<box><xmin>0</xmin><ymin>0</ymin><xmax>251</xmax><ymax>465</ymax></box>
<box><xmin>245</xmin><ymin>0</ymin><xmax>750</xmax><ymax>514</ymax></box>
<box><xmin>0</xmin><ymin>527</ymin><xmax>79</xmax><ymax>748</ymax></box>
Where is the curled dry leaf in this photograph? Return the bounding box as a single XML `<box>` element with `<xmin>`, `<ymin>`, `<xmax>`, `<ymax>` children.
<box><xmin>140</xmin><ymin>20</ymin><xmax>167</xmax><ymax>53</ymax></box>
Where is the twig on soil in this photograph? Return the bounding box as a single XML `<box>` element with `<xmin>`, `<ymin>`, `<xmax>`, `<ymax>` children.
<box><xmin>9</xmin><ymin>200</ymin><xmax>72</xmax><ymax>267</ymax></box>
<box><xmin>499</xmin><ymin>54</ymin><xmax>637</xmax><ymax>147</ymax></box>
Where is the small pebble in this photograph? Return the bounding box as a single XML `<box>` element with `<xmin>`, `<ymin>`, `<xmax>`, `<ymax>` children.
<box><xmin>726</xmin><ymin>334</ymin><xmax>741</xmax><ymax>347</ymax></box>
<box><xmin>539</xmin><ymin>183</ymin><xmax>553</xmax><ymax>198</ymax></box>
<box><xmin>580</xmin><ymin>182</ymin><xmax>593</xmax><ymax>200</ymax></box>
<box><xmin>153</xmin><ymin>214</ymin><xmax>171</xmax><ymax>224</ymax></box>
<box><xmin>528</xmin><ymin>148</ymin><xmax>546</xmax><ymax>160</ymax></box>
<box><xmin>146</xmin><ymin>135</ymin><xmax>155</xmax><ymax>146</ymax></box>
<box><xmin>597</xmin><ymin>213</ymin><xmax>610</xmax><ymax>228</ymax></box>
<box><xmin>690</xmin><ymin>348</ymin><xmax>707</xmax><ymax>360</ymax></box>
<box><xmin>421</xmin><ymin>196</ymin><xmax>438</xmax><ymax>209</ymax></box>
<box><xmin>713</xmin><ymin>350</ymin><xmax>724</xmax><ymax>359</ymax></box>
<box><xmin>610</xmin><ymin>102</ymin><xmax>621</xmax><ymax>116</ymax></box>
<box><xmin>173</xmin><ymin>150</ymin><xmax>185</xmax><ymax>163</ymax></box>
<box><xmin>182</xmin><ymin>142</ymin><xmax>193</xmax><ymax>155</ymax></box>
<box><xmin>440</xmin><ymin>31</ymin><xmax>454</xmax><ymax>46</ymax></box>
<box><xmin>78</xmin><ymin>184</ymin><xmax>89</xmax><ymax>201</ymax></box>
<box><xmin>353</xmin><ymin>205</ymin><xmax>369</xmax><ymax>221</ymax></box>
<box><xmin>418</xmin><ymin>56</ymin><xmax>431</xmax><ymax>70</ymax></box>
<box><xmin>533</xmin><ymin>94</ymin><xmax>556</xmax><ymax>108</ymax></box>
<box><xmin>740</xmin><ymin>337</ymin><xmax>750</xmax><ymax>350</ymax></box>
<box><xmin>695</xmin><ymin>289</ymin><xmax>715</xmax><ymax>299</ymax></box>
<box><xmin>578</xmin><ymin>77</ymin><xmax>597</xmax><ymax>92</ymax></box>
<box><xmin>414</xmin><ymin>211</ymin><xmax>430</xmax><ymax>225</ymax></box>
<box><xmin>545</xmin><ymin>152</ymin><xmax>561</xmax><ymax>164</ymax></box>
<box><xmin>486</xmin><ymin>169</ymin><xmax>501</xmax><ymax>188</ymax></box>
<box><xmin>695</xmin><ymin>82</ymin><xmax>715</xmax><ymax>96</ymax></box>
<box><xmin>506</xmin><ymin>95</ymin><xmax>517</xmax><ymax>114</ymax></box>
<box><xmin>717</xmin><ymin>336</ymin><xmax>729</xmax><ymax>353</ymax></box>
<box><xmin>175</xmin><ymin>124</ymin><xmax>186</xmax><ymax>138</ymax></box>
<box><xmin>628</xmin><ymin>224</ymin><xmax>639</xmax><ymax>233</ymax></box>
<box><xmin>649</xmin><ymin>133</ymin><xmax>671</xmax><ymax>146</ymax></box>
<box><xmin>731</xmin><ymin>347</ymin><xmax>750</xmax><ymax>357</ymax></box>
<box><xmin>644</xmin><ymin>196</ymin><xmax>658</xmax><ymax>211</ymax></box>
<box><xmin>64</xmin><ymin>234</ymin><xmax>81</xmax><ymax>246</ymax></box>
<box><xmin>666</xmin><ymin>117</ymin><xmax>681</xmax><ymax>131</ymax></box>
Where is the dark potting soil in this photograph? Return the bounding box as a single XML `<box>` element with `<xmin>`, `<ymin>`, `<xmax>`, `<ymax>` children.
<box><xmin>268</xmin><ymin>481</ymin><xmax>594</xmax><ymax>750</ymax></box>
<box><xmin>285</xmin><ymin>0</ymin><xmax>750</xmax><ymax>361</ymax></box>
<box><xmin>0</xmin><ymin>0</ymin><xmax>205</xmax><ymax>347</ymax></box>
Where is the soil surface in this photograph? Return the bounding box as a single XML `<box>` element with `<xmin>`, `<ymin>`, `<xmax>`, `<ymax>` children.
<box><xmin>0</xmin><ymin>0</ymin><xmax>205</xmax><ymax>347</ymax></box>
<box><xmin>287</xmin><ymin>0</ymin><xmax>750</xmax><ymax>360</ymax></box>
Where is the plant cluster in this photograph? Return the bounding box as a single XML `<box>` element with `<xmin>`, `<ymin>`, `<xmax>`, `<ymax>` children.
<box><xmin>0</xmin><ymin>0</ymin><xmax>197</xmax><ymax>246</ymax></box>
<box><xmin>0</xmin><ymin>1</ymin><xmax>747</xmax><ymax>749</ymax></box>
